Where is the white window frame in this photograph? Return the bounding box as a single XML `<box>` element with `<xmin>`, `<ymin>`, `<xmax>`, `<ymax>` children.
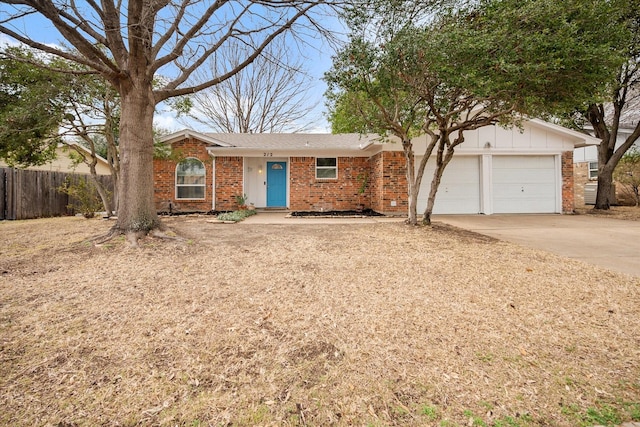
<box><xmin>316</xmin><ymin>157</ymin><xmax>338</xmax><ymax>179</ymax></box>
<box><xmin>176</xmin><ymin>157</ymin><xmax>206</xmax><ymax>200</ymax></box>
<box><xmin>588</xmin><ymin>161</ymin><xmax>598</xmax><ymax>180</ymax></box>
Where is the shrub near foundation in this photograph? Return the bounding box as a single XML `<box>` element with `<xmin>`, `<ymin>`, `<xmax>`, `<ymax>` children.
<box><xmin>58</xmin><ymin>176</ymin><xmax>106</xmax><ymax>218</ymax></box>
<box><xmin>217</xmin><ymin>209</ymin><xmax>256</xmax><ymax>222</ymax></box>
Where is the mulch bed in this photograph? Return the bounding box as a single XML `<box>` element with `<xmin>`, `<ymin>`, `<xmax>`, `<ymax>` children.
<box><xmin>290</xmin><ymin>209</ymin><xmax>385</xmax><ymax>217</ymax></box>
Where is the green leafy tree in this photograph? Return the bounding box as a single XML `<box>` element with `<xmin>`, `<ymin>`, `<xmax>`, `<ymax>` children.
<box><xmin>1</xmin><ymin>46</ymin><xmax>182</xmax><ymax>217</ymax></box>
<box><xmin>1</xmin><ymin>0</ymin><xmax>329</xmax><ymax>244</ymax></box>
<box><xmin>0</xmin><ymin>45</ymin><xmax>120</xmax><ymax>215</ymax></box>
<box><xmin>327</xmin><ymin>0</ymin><xmax>624</xmax><ymax>225</ymax></box>
<box><xmin>613</xmin><ymin>149</ymin><xmax>640</xmax><ymax>206</ymax></box>
<box><xmin>62</xmin><ymin>73</ymin><xmax>121</xmax><ymax>216</ymax></box>
<box><xmin>577</xmin><ymin>0</ymin><xmax>640</xmax><ymax>210</ymax></box>
<box><xmin>0</xmin><ymin>45</ymin><xmax>117</xmax><ymax>213</ymax></box>
<box><xmin>0</xmin><ymin>46</ymin><xmax>69</xmax><ymax>166</ymax></box>
<box><xmin>326</xmin><ymin>37</ymin><xmax>427</xmax><ymax>224</ymax></box>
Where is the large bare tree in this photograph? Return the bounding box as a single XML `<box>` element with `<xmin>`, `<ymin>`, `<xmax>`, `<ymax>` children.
<box><xmin>579</xmin><ymin>0</ymin><xmax>640</xmax><ymax>210</ymax></box>
<box><xmin>0</xmin><ymin>0</ymin><xmax>327</xmax><ymax>243</ymax></box>
<box><xmin>187</xmin><ymin>38</ymin><xmax>320</xmax><ymax>133</ymax></box>
<box><xmin>586</xmin><ymin>72</ymin><xmax>640</xmax><ymax>210</ymax></box>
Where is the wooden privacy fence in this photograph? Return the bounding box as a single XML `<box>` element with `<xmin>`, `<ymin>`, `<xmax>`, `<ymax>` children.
<box><xmin>0</xmin><ymin>168</ymin><xmax>114</xmax><ymax>220</ymax></box>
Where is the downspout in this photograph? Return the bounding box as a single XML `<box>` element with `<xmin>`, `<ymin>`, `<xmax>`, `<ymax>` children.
<box><xmin>211</xmin><ymin>156</ymin><xmax>216</xmax><ymax>211</ymax></box>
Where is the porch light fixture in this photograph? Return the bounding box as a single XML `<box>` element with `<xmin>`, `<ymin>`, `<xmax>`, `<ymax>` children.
<box><xmin>484</xmin><ymin>142</ymin><xmax>492</xmax><ymax>149</ymax></box>
<box><xmin>258</xmin><ymin>167</ymin><xmax>263</xmax><ymax>174</ymax></box>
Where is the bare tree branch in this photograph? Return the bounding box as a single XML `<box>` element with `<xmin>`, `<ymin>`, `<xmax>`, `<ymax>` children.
<box><xmin>155</xmin><ymin>1</ymin><xmax>324</xmax><ymax>101</ymax></box>
<box><xmin>187</xmin><ymin>38</ymin><xmax>319</xmax><ymax>132</ymax></box>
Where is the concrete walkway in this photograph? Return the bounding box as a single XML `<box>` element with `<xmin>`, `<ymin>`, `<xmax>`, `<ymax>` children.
<box><xmin>434</xmin><ymin>214</ymin><xmax>640</xmax><ymax>278</ymax></box>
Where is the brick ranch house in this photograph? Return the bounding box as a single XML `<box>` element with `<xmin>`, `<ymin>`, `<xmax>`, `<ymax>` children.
<box><xmin>153</xmin><ymin>118</ymin><xmax>599</xmax><ymax>215</ymax></box>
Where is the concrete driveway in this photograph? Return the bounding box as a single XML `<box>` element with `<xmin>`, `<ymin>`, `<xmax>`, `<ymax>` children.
<box><xmin>434</xmin><ymin>214</ymin><xmax>640</xmax><ymax>278</ymax></box>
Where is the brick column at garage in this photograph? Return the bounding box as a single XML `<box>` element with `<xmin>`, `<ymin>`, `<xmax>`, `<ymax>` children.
<box><xmin>370</xmin><ymin>151</ymin><xmax>408</xmax><ymax>215</ymax></box>
<box><xmin>562</xmin><ymin>151</ymin><xmax>575</xmax><ymax>213</ymax></box>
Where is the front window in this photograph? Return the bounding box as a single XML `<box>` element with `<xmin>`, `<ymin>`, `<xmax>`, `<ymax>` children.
<box><xmin>589</xmin><ymin>161</ymin><xmax>598</xmax><ymax>180</ymax></box>
<box><xmin>316</xmin><ymin>157</ymin><xmax>337</xmax><ymax>179</ymax></box>
<box><xmin>176</xmin><ymin>158</ymin><xmax>205</xmax><ymax>199</ymax></box>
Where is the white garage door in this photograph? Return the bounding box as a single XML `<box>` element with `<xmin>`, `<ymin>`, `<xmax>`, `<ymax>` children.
<box><xmin>417</xmin><ymin>156</ymin><xmax>480</xmax><ymax>214</ymax></box>
<box><xmin>492</xmin><ymin>156</ymin><xmax>557</xmax><ymax>213</ymax></box>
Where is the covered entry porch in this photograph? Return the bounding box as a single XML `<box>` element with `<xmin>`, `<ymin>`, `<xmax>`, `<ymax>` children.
<box><xmin>243</xmin><ymin>157</ymin><xmax>289</xmax><ymax>208</ymax></box>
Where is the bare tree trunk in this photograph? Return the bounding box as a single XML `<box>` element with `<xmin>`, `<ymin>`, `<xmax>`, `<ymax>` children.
<box><xmin>423</xmin><ymin>166</ymin><xmax>445</xmax><ymax>226</ymax></box>
<box><xmin>594</xmin><ymin>165</ymin><xmax>615</xmax><ymax>210</ymax></box>
<box><xmin>69</xmin><ymin>141</ymin><xmax>114</xmax><ymax>216</ymax></box>
<box><xmin>107</xmin><ymin>140</ymin><xmax>119</xmax><ymax>213</ymax></box>
<box><xmin>88</xmin><ymin>161</ymin><xmax>113</xmax><ymax>215</ymax></box>
<box><xmin>407</xmin><ymin>182</ymin><xmax>419</xmax><ymax>225</ymax></box>
<box><xmin>104</xmin><ymin>94</ymin><xmax>120</xmax><ymax>214</ymax></box>
<box><xmin>400</xmin><ymin>130</ymin><xmax>437</xmax><ymax>226</ymax></box>
<box><xmin>587</xmin><ymin>96</ymin><xmax>640</xmax><ymax>209</ymax></box>
<box><xmin>422</xmin><ymin>133</ymin><xmax>456</xmax><ymax>225</ymax></box>
<box><xmin>114</xmin><ymin>82</ymin><xmax>160</xmax><ymax>237</ymax></box>
<box><xmin>594</xmin><ymin>117</ymin><xmax>616</xmax><ymax>210</ymax></box>
<box><xmin>404</xmin><ymin>140</ymin><xmax>419</xmax><ymax>225</ymax></box>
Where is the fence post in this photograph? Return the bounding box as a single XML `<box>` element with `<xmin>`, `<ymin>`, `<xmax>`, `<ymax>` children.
<box><xmin>7</xmin><ymin>168</ymin><xmax>17</xmax><ymax>220</ymax></box>
<box><xmin>0</xmin><ymin>168</ymin><xmax>5</xmax><ymax>220</ymax></box>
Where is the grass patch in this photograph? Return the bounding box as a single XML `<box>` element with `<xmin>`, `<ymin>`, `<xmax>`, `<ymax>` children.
<box><xmin>421</xmin><ymin>404</ymin><xmax>439</xmax><ymax>420</ymax></box>
<box><xmin>626</xmin><ymin>402</ymin><xmax>640</xmax><ymax>421</ymax></box>
<box><xmin>582</xmin><ymin>405</ymin><xmax>621</xmax><ymax>426</ymax></box>
<box><xmin>463</xmin><ymin>410</ymin><xmax>487</xmax><ymax>427</ymax></box>
<box><xmin>561</xmin><ymin>401</ymin><xmax>640</xmax><ymax>427</ymax></box>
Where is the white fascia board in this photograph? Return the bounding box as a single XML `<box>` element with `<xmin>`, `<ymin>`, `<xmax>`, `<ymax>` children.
<box><xmin>528</xmin><ymin>118</ymin><xmax>601</xmax><ymax>147</ymax></box>
<box><xmin>160</xmin><ymin>129</ymin><xmax>234</xmax><ymax>147</ymax></box>
<box><xmin>206</xmin><ymin>147</ymin><xmax>380</xmax><ymax>157</ymax></box>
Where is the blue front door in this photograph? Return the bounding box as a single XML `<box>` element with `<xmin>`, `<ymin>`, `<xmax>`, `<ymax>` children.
<box><xmin>267</xmin><ymin>161</ymin><xmax>287</xmax><ymax>207</ymax></box>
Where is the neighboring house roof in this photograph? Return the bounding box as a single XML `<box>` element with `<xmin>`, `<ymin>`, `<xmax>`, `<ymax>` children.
<box><xmin>604</xmin><ymin>89</ymin><xmax>640</xmax><ymax>129</ymax></box>
<box><xmin>583</xmin><ymin>90</ymin><xmax>640</xmax><ymax>132</ymax></box>
<box><xmin>0</xmin><ymin>143</ymin><xmax>111</xmax><ymax>175</ymax></box>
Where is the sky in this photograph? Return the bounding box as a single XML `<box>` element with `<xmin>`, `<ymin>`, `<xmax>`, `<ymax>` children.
<box><xmin>0</xmin><ymin>3</ymin><xmax>342</xmax><ymax>133</ymax></box>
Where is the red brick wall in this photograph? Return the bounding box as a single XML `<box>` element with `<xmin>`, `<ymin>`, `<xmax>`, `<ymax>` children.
<box><xmin>371</xmin><ymin>151</ymin><xmax>408</xmax><ymax>214</ymax></box>
<box><xmin>573</xmin><ymin>161</ymin><xmax>591</xmax><ymax>208</ymax></box>
<box><xmin>215</xmin><ymin>157</ymin><xmax>244</xmax><ymax>211</ymax></box>
<box><xmin>153</xmin><ymin>138</ymin><xmax>212</xmax><ymax>212</ymax></box>
<box><xmin>561</xmin><ymin>151</ymin><xmax>574</xmax><ymax>213</ymax></box>
<box><xmin>369</xmin><ymin>153</ymin><xmax>384</xmax><ymax>213</ymax></box>
<box><xmin>289</xmin><ymin>157</ymin><xmax>371</xmax><ymax>211</ymax></box>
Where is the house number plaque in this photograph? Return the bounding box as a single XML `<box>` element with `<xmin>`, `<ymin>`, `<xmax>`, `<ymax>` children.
<box><xmin>263</xmin><ymin>153</ymin><xmax>273</xmax><ymax>157</ymax></box>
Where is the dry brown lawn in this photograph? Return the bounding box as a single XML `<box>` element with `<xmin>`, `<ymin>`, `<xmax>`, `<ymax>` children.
<box><xmin>1</xmin><ymin>215</ymin><xmax>639</xmax><ymax>427</ymax></box>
